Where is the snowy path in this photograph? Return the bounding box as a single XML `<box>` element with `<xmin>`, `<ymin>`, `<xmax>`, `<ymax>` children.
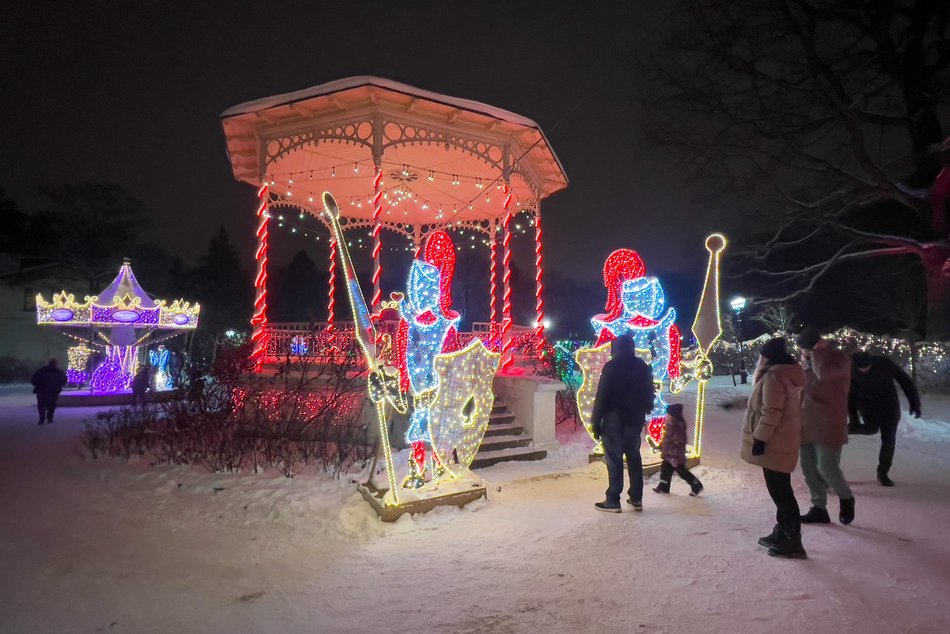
<box><xmin>1</xmin><ymin>379</ymin><xmax>949</xmax><ymax>633</ymax></box>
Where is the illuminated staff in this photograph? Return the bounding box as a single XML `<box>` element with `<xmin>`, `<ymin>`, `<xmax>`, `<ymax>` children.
<box><xmin>323</xmin><ymin>191</ymin><xmax>402</xmax><ymax>506</ymax></box>
<box><xmin>251</xmin><ymin>183</ymin><xmax>270</xmax><ymax>370</ymax></box>
<box><xmin>689</xmin><ymin>233</ymin><xmax>727</xmax><ymax>458</ymax></box>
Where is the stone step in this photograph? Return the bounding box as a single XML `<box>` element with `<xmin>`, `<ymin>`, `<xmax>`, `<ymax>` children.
<box><xmin>489</xmin><ymin>412</ymin><xmax>515</xmax><ymax>425</ymax></box>
<box><xmin>483</xmin><ymin>422</ymin><xmax>524</xmax><ymax>437</ymax></box>
<box><xmin>471</xmin><ymin>446</ymin><xmax>548</xmax><ymax>469</ymax></box>
<box><xmin>478</xmin><ymin>434</ymin><xmax>531</xmax><ymax>452</ymax></box>
<box><xmin>491</xmin><ymin>402</ymin><xmax>508</xmax><ymax>414</ymax></box>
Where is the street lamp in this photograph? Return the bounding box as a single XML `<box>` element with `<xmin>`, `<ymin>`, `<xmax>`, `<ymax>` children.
<box><xmin>730</xmin><ymin>296</ymin><xmax>749</xmax><ymax>384</ymax></box>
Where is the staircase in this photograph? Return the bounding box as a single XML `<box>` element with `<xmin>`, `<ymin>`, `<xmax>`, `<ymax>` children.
<box><xmin>471</xmin><ymin>397</ymin><xmax>548</xmax><ymax>469</ymax></box>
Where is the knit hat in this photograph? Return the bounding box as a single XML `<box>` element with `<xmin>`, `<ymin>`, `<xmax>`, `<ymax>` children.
<box><xmin>796</xmin><ymin>327</ymin><xmax>822</xmax><ymax>350</ymax></box>
<box><xmin>759</xmin><ymin>337</ymin><xmax>791</xmax><ymax>363</ymax></box>
<box><xmin>852</xmin><ymin>351</ymin><xmax>872</xmax><ymax>368</ymax></box>
<box><xmin>665</xmin><ymin>403</ymin><xmax>685</xmax><ymax>420</ymax></box>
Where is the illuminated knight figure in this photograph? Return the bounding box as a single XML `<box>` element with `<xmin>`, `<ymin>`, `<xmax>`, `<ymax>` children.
<box><xmin>148</xmin><ymin>344</ymin><xmax>172</xmax><ymax>391</ymax></box>
<box><xmin>591</xmin><ymin>249</ymin><xmax>682</xmax><ymax>445</ymax></box>
<box><xmin>394</xmin><ymin>231</ymin><xmax>461</xmax><ymax>488</ymax></box>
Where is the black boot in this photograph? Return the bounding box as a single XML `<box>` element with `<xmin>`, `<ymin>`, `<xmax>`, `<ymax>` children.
<box><xmin>800</xmin><ymin>506</ymin><xmax>831</xmax><ymax>524</ymax></box>
<box><xmin>689</xmin><ymin>481</ymin><xmax>704</xmax><ymax>497</ymax></box>
<box><xmin>767</xmin><ymin>529</ymin><xmax>807</xmax><ymax>559</ymax></box>
<box><xmin>877</xmin><ymin>469</ymin><xmax>894</xmax><ymax>487</ymax></box>
<box><xmin>757</xmin><ymin>524</ymin><xmax>781</xmax><ymax>548</ymax></box>
<box><xmin>653</xmin><ymin>481</ymin><xmax>670</xmax><ymax>494</ymax></box>
<box><xmin>839</xmin><ymin>497</ymin><xmax>855</xmax><ymax>525</ymax></box>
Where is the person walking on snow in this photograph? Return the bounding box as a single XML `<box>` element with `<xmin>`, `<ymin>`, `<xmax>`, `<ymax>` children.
<box><xmin>590</xmin><ymin>334</ymin><xmax>656</xmax><ymax>513</ymax></box>
<box><xmin>30</xmin><ymin>358</ymin><xmax>67</xmax><ymax>426</ymax></box>
<box><xmin>848</xmin><ymin>352</ymin><xmax>921</xmax><ymax>487</ymax></box>
<box><xmin>653</xmin><ymin>403</ymin><xmax>703</xmax><ymax>496</ymax></box>
<box><xmin>741</xmin><ymin>337</ymin><xmax>807</xmax><ymax>559</ymax></box>
<box><xmin>797</xmin><ymin>328</ymin><xmax>856</xmax><ymax>526</ymax></box>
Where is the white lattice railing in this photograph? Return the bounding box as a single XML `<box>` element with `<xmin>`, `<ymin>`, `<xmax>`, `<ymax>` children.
<box><xmin>264</xmin><ymin>321</ymin><xmax>541</xmax><ymax>364</ymax></box>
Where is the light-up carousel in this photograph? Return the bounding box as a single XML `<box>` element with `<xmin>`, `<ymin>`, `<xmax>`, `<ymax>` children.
<box><xmin>36</xmin><ymin>258</ymin><xmax>200</xmax><ymax>394</ymax></box>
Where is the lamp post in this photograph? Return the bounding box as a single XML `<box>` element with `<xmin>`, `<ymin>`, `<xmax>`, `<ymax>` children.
<box><xmin>730</xmin><ymin>296</ymin><xmax>748</xmax><ymax>384</ymax></box>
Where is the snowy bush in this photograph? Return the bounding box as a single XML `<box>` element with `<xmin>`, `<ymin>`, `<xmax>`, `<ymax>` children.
<box><xmin>80</xmin><ymin>344</ymin><xmax>375</xmax><ymax>477</ymax></box>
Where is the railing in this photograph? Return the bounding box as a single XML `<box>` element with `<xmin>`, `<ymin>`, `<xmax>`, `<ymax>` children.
<box><xmin>264</xmin><ymin>321</ymin><xmax>542</xmax><ymax>364</ymax></box>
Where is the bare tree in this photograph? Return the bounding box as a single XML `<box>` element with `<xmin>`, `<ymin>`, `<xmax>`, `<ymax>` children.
<box><xmin>643</xmin><ymin>0</ymin><xmax>950</xmax><ymax>338</ymax></box>
<box><xmin>751</xmin><ymin>302</ymin><xmax>798</xmax><ymax>334</ymax></box>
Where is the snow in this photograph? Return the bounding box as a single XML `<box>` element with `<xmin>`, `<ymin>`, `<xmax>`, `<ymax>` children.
<box><xmin>2</xmin><ymin>377</ymin><xmax>949</xmax><ymax>633</ymax></box>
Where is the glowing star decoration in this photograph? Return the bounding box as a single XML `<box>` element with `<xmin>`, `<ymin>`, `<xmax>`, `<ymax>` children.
<box><xmin>428</xmin><ymin>339</ymin><xmax>500</xmax><ymax>478</ymax></box>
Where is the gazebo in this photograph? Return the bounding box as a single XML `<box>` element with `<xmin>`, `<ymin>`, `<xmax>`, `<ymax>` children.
<box><xmin>220</xmin><ymin>76</ymin><xmax>568</xmax><ymax>371</ymax></box>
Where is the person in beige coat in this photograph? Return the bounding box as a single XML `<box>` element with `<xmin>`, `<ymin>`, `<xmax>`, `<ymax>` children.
<box><xmin>741</xmin><ymin>337</ymin><xmax>807</xmax><ymax>559</ymax></box>
<box><xmin>797</xmin><ymin>328</ymin><xmax>855</xmax><ymax>526</ymax></box>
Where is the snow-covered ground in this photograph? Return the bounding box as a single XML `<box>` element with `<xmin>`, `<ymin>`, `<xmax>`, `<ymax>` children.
<box><xmin>1</xmin><ymin>378</ymin><xmax>949</xmax><ymax>633</ymax></box>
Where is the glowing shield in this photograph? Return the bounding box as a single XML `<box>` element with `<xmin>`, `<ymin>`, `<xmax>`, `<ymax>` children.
<box><xmin>428</xmin><ymin>339</ymin><xmax>500</xmax><ymax>478</ymax></box>
<box><xmin>574</xmin><ymin>341</ymin><xmax>613</xmax><ymax>454</ymax></box>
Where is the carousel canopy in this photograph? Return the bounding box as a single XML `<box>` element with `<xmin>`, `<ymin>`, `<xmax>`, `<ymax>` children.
<box><xmin>36</xmin><ymin>258</ymin><xmax>200</xmax><ymax>329</ymax></box>
<box><xmin>220</xmin><ymin>76</ymin><xmax>568</xmax><ymax>233</ymax></box>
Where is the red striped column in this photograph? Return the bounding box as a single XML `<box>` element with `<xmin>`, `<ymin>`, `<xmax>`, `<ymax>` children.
<box><xmin>250</xmin><ymin>184</ymin><xmax>270</xmax><ymax>370</ymax></box>
<box><xmin>371</xmin><ymin>163</ymin><xmax>383</xmax><ymax>312</ymax></box>
<box><xmin>500</xmin><ymin>184</ymin><xmax>514</xmax><ymax>371</ymax></box>
<box><xmin>489</xmin><ymin>221</ymin><xmax>498</xmax><ymax>326</ymax></box>
<box><xmin>534</xmin><ymin>205</ymin><xmax>545</xmax><ymax>358</ymax></box>
<box><xmin>327</xmin><ymin>238</ymin><xmax>337</xmax><ymax>328</ymax></box>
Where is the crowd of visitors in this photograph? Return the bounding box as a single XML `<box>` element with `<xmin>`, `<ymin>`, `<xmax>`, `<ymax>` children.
<box><xmin>591</xmin><ymin>329</ymin><xmax>922</xmax><ymax>561</ymax></box>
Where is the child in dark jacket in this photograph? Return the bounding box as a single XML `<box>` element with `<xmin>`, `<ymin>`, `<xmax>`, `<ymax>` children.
<box><xmin>654</xmin><ymin>403</ymin><xmax>704</xmax><ymax>496</ymax></box>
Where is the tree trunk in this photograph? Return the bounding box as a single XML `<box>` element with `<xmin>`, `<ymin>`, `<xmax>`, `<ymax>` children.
<box><xmin>923</xmin><ymin>245</ymin><xmax>950</xmax><ymax>340</ymax></box>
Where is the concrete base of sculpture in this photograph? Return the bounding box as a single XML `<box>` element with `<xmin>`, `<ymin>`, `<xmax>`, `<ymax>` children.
<box><xmin>358</xmin><ymin>477</ymin><xmax>487</xmax><ymax>522</ymax></box>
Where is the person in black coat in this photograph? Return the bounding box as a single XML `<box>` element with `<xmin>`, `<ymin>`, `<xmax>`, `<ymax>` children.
<box><xmin>30</xmin><ymin>359</ymin><xmax>68</xmax><ymax>425</ymax></box>
<box><xmin>590</xmin><ymin>334</ymin><xmax>656</xmax><ymax>513</ymax></box>
<box><xmin>848</xmin><ymin>352</ymin><xmax>921</xmax><ymax>487</ymax></box>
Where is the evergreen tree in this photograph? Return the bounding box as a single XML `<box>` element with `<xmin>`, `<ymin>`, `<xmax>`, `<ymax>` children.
<box><xmin>191</xmin><ymin>226</ymin><xmax>252</xmax><ymax>335</ymax></box>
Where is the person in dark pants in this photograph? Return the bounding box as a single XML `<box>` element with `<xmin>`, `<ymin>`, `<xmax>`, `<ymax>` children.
<box><xmin>590</xmin><ymin>335</ymin><xmax>656</xmax><ymax>513</ymax></box>
<box><xmin>848</xmin><ymin>352</ymin><xmax>921</xmax><ymax>487</ymax></box>
<box><xmin>741</xmin><ymin>338</ymin><xmax>807</xmax><ymax>559</ymax></box>
<box><xmin>131</xmin><ymin>366</ymin><xmax>150</xmax><ymax>407</ymax></box>
<box><xmin>30</xmin><ymin>358</ymin><xmax>68</xmax><ymax>425</ymax></box>
<box><xmin>654</xmin><ymin>403</ymin><xmax>703</xmax><ymax>496</ymax></box>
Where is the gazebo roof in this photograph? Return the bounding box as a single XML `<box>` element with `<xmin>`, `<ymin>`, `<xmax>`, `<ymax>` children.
<box><xmin>220</xmin><ymin>77</ymin><xmax>568</xmax><ymax>231</ymax></box>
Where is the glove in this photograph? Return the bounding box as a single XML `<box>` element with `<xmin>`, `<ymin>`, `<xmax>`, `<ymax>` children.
<box><xmin>911</xmin><ymin>407</ymin><xmax>921</xmax><ymax>419</ymax></box>
<box><xmin>751</xmin><ymin>439</ymin><xmax>767</xmax><ymax>456</ymax></box>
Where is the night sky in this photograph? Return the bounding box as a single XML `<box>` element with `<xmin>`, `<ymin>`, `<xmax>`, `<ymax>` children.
<box><xmin>2</xmin><ymin>2</ymin><xmax>717</xmax><ymax>301</ymax></box>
